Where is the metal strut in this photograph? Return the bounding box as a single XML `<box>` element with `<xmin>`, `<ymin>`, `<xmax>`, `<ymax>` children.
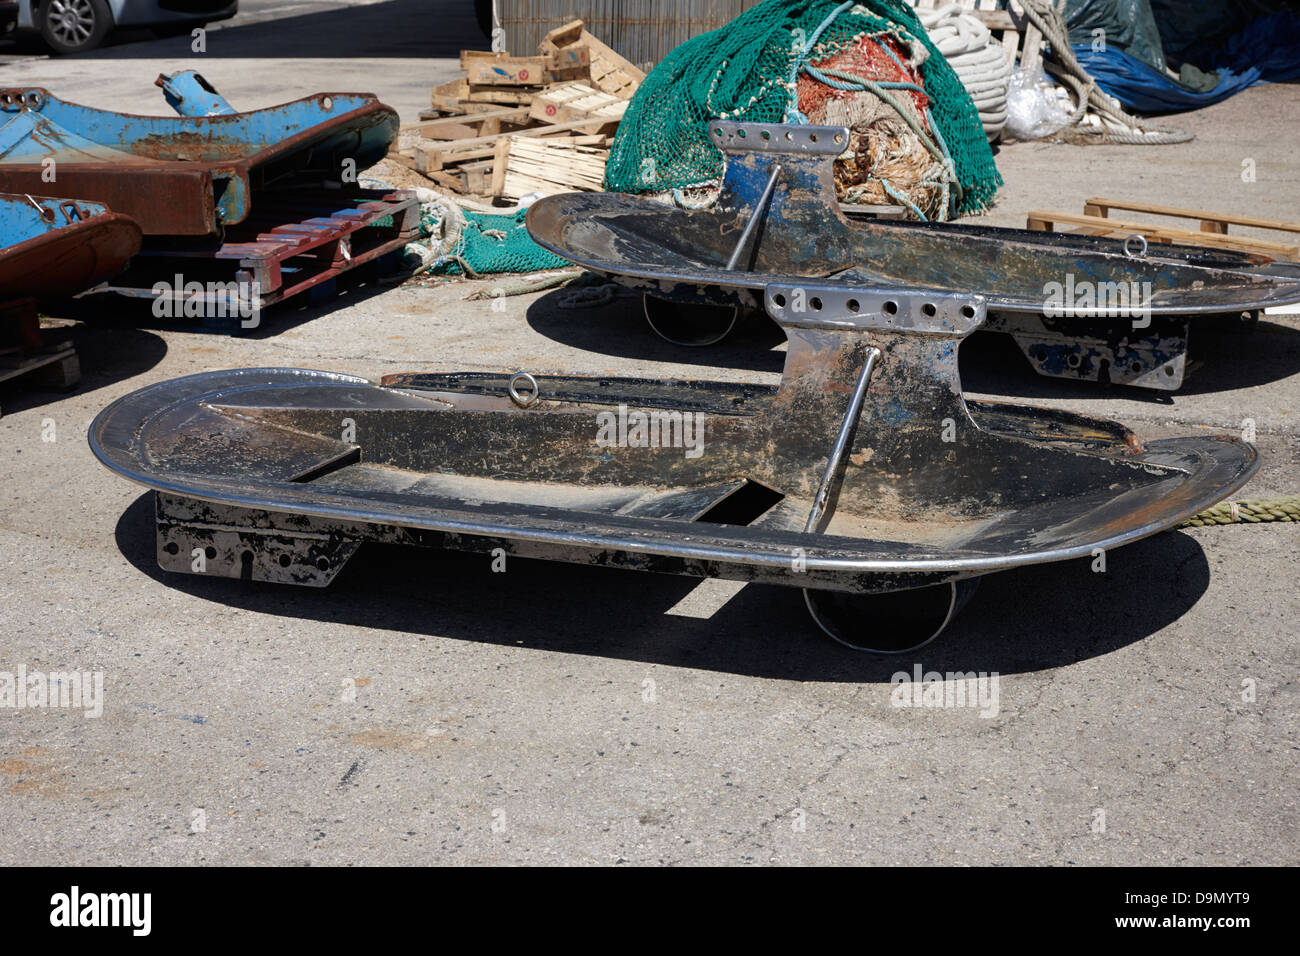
<box><xmin>725</xmin><ymin>163</ymin><xmax>782</xmax><ymax>272</ymax></box>
<box><xmin>804</xmin><ymin>346</ymin><xmax>881</xmax><ymax>534</ymax></box>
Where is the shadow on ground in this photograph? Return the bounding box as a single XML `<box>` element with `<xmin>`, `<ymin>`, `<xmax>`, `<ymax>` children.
<box><xmin>112</xmin><ymin>491</ymin><xmax>1213</xmax><ymax>681</ymax></box>
<box><xmin>961</xmin><ymin>319</ymin><xmax>1300</xmax><ymax>401</ymax></box>
<box><xmin>59</xmin><ymin>267</ymin><xmax>408</xmax><ymax>340</ymax></box>
<box><xmin>0</xmin><ymin>323</ymin><xmax>166</xmax><ymax>416</ymax></box>
<box><xmin>526</xmin><ymin>294</ymin><xmax>788</xmax><ymax>375</ymax></box>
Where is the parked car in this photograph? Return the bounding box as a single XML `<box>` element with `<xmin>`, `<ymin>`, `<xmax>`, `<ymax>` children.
<box><xmin>13</xmin><ymin>0</ymin><xmax>237</xmax><ymax>55</ymax></box>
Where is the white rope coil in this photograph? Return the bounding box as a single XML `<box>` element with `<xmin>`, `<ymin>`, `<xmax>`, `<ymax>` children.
<box><xmin>915</xmin><ymin>2</ymin><xmax>1013</xmax><ymax>140</ymax></box>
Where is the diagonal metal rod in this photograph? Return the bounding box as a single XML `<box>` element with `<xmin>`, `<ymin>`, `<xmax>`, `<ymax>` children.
<box><xmin>725</xmin><ymin>162</ymin><xmax>783</xmax><ymax>272</ymax></box>
<box><xmin>805</xmin><ymin>346</ymin><xmax>882</xmax><ymax>534</ymax></box>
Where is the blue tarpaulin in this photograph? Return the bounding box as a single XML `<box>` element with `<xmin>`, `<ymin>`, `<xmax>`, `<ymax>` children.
<box><xmin>1071</xmin><ymin>46</ymin><xmax>1260</xmax><ymax>114</ymax></box>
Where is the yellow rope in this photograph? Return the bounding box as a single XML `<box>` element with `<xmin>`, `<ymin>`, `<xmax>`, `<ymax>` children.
<box><xmin>1181</xmin><ymin>496</ymin><xmax>1300</xmax><ymax>527</ymax></box>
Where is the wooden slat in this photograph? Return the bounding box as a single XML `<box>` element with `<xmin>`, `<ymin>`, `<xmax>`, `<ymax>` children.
<box><xmin>493</xmin><ymin>135</ymin><xmax>609</xmax><ymax>200</ymax></box>
<box><xmin>414</xmin><ymin>118</ymin><xmax>616</xmax><ymax>173</ymax></box>
<box><xmin>400</xmin><ymin>108</ymin><xmax>530</xmax><ymax>135</ymax></box>
<box><xmin>1026</xmin><ymin>210</ymin><xmax>1300</xmax><ymax>259</ymax></box>
<box><xmin>460</xmin><ymin>51</ymin><xmax>549</xmax><ymax>87</ymax></box>
<box><xmin>1083</xmin><ymin>197</ymin><xmax>1300</xmax><ymax>235</ymax></box>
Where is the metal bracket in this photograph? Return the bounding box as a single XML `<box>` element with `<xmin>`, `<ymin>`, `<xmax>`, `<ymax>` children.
<box><xmin>708</xmin><ymin>121</ymin><xmax>850</xmax><ymax>156</ymax></box>
<box><xmin>156</xmin><ymin>493</ymin><xmax>366</xmax><ymax>587</ymax></box>
<box><xmin>765</xmin><ymin>283</ymin><xmax>986</xmax><ymax>335</ymax></box>
<box><xmin>987</xmin><ymin>312</ymin><xmax>1189</xmax><ymax>390</ymax></box>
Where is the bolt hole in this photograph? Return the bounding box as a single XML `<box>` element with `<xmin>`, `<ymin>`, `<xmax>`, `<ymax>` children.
<box><xmin>883</xmin><ymin>300</ymin><xmax>898</xmax><ymax>316</ymax></box>
<box><xmin>809</xmin><ymin>296</ymin><xmax>823</xmax><ymax>311</ymax></box>
<box><xmin>1131</xmin><ymin>361</ymin><xmax>1142</xmax><ymax>373</ymax></box>
<box><xmin>316</xmin><ymin>558</ymin><xmax>330</xmax><ymax>572</ymax></box>
<box><xmin>738</xmin><ymin>128</ymin><xmax>746</xmax><ymax>138</ymax></box>
<box><xmin>834</xmin><ymin>133</ymin><xmax>843</xmax><ymax>144</ymax></box>
<box><xmin>204</xmin><ymin>546</ymin><xmax>217</xmax><ymax>560</ymax></box>
<box><xmin>240</xmin><ymin>550</ymin><xmax>253</xmax><ymax>564</ymax></box>
<box><xmin>773</xmin><ymin>293</ymin><xmax>786</xmax><ymax>308</ymax></box>
<box><xmin>279</xmin><ymin>554</ymin><xmax>292</xmax><ymax>567</ymax></box>
<box><xmin>921</xmin><ymin>303</ymin><xmax>937</xmax><ymax>317</ymax></box>
<box><xmin>761</xmin><ymin>129</ymin><xmax>771</xmax><ymax>140</ymax></box>
<box><xmin>784</xmin><ymin>131</ymin><xmax>794</xmax><ymax>141</ymax></box>
<box><xmin>846</xmin><ymin>298</ymin><xmax>860</xmax><ymax>313</ymax></box>
<box><xmin>163</xmin><ymin>542</ymin><xmax>179</xmax><ymax>555</ymax></box>
<box><xmin>809</xmin><ymin>132</ymin><xmax>818</xmax><ymax>143</ymax></box>
<box><xmin>1067</xmin><ymin>354</ymin><xmax>1081</xmax><ymax>368</ymax></box>
<box><xmin>1164</xmin><ymin>365</ymin><xmax>1175</xmax><ymax>376</ymax></box>
<box><xmin>961</xmin><ymin>305</ymin><xmax>976</xmax><ymax>318</ymax></box>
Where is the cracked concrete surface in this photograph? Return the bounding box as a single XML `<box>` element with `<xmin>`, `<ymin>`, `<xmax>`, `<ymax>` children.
<box><xmin>0</xmin><ymin>3</ymin><xmax>1297</xmax><ymax>865</ymax></box>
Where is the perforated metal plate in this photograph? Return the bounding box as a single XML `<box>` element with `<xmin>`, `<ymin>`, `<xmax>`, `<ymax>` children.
<box><xmin>708</xmin><ymin>120</ymin><xmax>851</xmax><ymax>155</ymax></box>
<box><xmin>764</xmin><ymin>283</ymin><xmax>987</xmax><ymax>335</ymax></box>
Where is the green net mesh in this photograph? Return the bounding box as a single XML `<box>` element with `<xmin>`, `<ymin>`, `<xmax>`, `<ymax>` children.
<box><xmin>414</xmin><ymin>204</ymin><xmax>571</xmax><ymax>276</ymax></box>
<box><xmin>605</xmin><ymin>0</ymin><xmax>1002</xmax><ymax>215</ymax></box>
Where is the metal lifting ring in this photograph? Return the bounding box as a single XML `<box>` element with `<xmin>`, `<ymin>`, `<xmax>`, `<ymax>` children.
<box><xmin>1123</xmin><ymin>233</ymin><xmax>1148</xmax><ymax>258</ymax></box>
<box><xmin>508</xmin><ymin>371</ymin><xmax>540</xmax><ymax>408</ymax></box>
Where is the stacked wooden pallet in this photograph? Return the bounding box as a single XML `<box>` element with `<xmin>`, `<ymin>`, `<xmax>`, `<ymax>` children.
<box><xmin>1027</xmin><ymin>198</ymin><xmax>1300</xmax><ymax>261</ymax></box>
<box><xmin>389</xmin><ymin>20</ymin><xmax>643</xmax><ymax>202</ymax></box>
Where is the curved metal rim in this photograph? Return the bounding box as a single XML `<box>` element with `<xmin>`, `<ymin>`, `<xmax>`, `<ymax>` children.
<box><xmin>524</xmin><ymin>194</ymin><xmax>1300</xmax><ymax>315</ymax></box>
<box><xmin>642</xmin><ymin>294</ymin><xmax>738</xmax><ymax>347</ymax></box>
<box><xmin>88</xmin><ymin>369</ymin><xmax>1261</xmax><ymax>580</ymax></box>
<box><xmin>802</xmin><ymin>583</ymin><xmax>960</xmax><ymax>654</ymax></box>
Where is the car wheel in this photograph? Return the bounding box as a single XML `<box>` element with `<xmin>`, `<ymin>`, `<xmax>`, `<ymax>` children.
<box><xmin>39</xmin><ymin>0</ymin><xmax>113</xmax><ymax>54</ymax></box>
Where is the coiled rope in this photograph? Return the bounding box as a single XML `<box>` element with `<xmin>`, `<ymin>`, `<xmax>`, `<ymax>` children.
<box><xmin>1180</xmin><ymin>496</ymin><xmax>1300</xmax><ymax>527</ymax></box>
<box><xmin>914</xmin><ymin>2</ymin><xmax>1013</xmax><ymax>141</ymax></box>
<box><xmin>1016</xmin><ymin>0</ymin><xmax>1192</xmax><ymax>145</ymax></box>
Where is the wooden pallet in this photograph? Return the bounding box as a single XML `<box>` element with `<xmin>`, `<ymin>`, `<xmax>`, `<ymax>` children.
<box><xmin>0</xmin><ymin>298</ymin><xmax>79</xmax><ymax>401</ymax></box>
<box><xmin>491</xmin><ymin>136</ymin><xmax>609</xmax><ymax>201</ymax></box>
<box><xmin>1026</xmin><ymin>199</ymin><xmax>1300</xmax><ymax>260</ymax></box>
<box><xmin>397</xmin><ymin>23</ymin><xmax>640</xmax><ymax>200</ymax></box>
<box><xmin>95</xmin><ymin>191</ymin><xmax>421</xmax><ymax>331</ymax></box>
<box><xmin>529</xmin><ymin>82</ymin><xmax>628</xmax><ymax>130</ymax></box>
<box><xmin>460</xmin><ymin>51</ymin><xmax>549</xmax><ymax>87</ymax></box>
<box><xmin>414</xmin><ymin>117</ymin><xmax>615</xmax><ymax>174</ymax></box>
<box><xmin>538</xmin><ymin>20</ymin><xmax>645</xmax><ymax>100</ymax></box>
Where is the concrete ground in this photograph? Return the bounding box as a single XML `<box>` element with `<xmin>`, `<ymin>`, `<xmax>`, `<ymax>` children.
<box><xmin>0</xmin><ymin>3</ymin><xmax>1296</xmax><ymax>866</ymax></box>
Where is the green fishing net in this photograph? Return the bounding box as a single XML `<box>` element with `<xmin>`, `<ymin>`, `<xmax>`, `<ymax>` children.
<box><xmin>605</xmin><ymin>0</ymin><xmax>1002</xmax><ymax>214</ymax></box>
<box><xmin>414</xmin><ymin>204</ymin><xmax>571</xmax><ymax>276</ymax></box>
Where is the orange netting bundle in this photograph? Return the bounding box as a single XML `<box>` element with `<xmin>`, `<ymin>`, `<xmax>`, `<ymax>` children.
<box><xmin>798</xmin><ymin>33</ymin><xmax>950</xmax><ymax>219</ymax></box>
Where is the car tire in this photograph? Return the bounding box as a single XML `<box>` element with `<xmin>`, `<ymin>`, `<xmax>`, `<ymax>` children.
<box><xmin>39</xmin><ymin>0</ymin><xmax>113</xmax><ymax>55</ymax></box>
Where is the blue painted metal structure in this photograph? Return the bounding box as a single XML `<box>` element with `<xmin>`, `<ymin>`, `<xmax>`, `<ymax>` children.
<box><xmin>0</xmin><ymin>80</ymin><xmax>398</xmax><ymax>236</ymax></box>
<box><xmin>0</xmin><ymin>191</ymin><xmax>140</xmax><ymax>298</ymax></box>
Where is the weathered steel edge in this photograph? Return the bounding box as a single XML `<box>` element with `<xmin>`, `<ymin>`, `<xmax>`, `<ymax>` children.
<box><xmin>87</xmin><ymin>368</ymin><xmax>1260</xmax><ymax>578</ymax></box>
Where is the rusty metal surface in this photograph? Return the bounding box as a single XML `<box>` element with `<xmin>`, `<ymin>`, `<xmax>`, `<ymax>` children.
<box><xmin>0</xmin><ymin>193</ymin><xmax>140</xmax><ymax>299</ymax></box>
<box><xmin>0</xmin><ymin>86</ymin><xmax>398</xmax><ymax>236</ymax></box>
<box><xmin>90</xmin><ymin>188</ymin><xmax>421</xmax><ymax>327</ymax></box>
<box><xmin>90</xmin><ymin>283</ymin><xmax>1257</xmax><ymax>623</ymax></box>
<box><xmin>527</xmin><ymin>120</ymin><xmax>1300</xmax><ymax>317</ymax></box>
